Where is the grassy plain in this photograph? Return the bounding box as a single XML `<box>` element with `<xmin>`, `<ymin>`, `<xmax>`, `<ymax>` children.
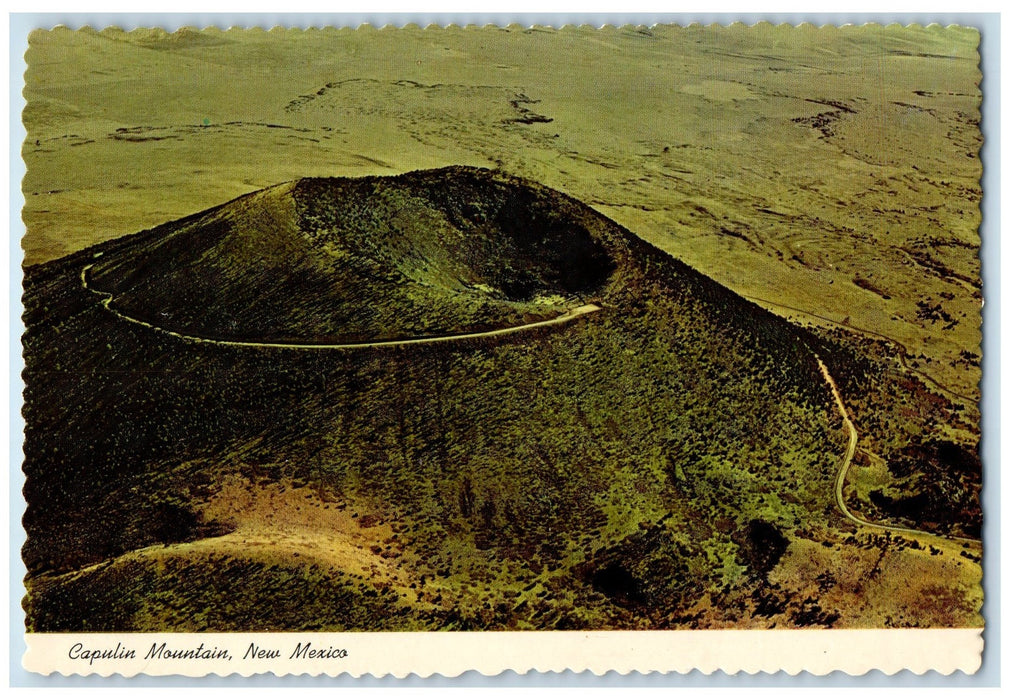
<box><xmin>23</xmin><ymin>24</ymin><xmax>982</xmax><ymax>399</ymax></box>
<box><xmin>21</xmin><ymin>25</ymin><xmax>982</xmax><ymax>631</ymax></box>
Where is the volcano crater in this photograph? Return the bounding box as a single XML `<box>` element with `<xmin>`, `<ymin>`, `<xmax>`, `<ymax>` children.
<box><xmin>83</xmin><ymin>167</ymin><xmax>627</xmax><ymax>344</ymax></box>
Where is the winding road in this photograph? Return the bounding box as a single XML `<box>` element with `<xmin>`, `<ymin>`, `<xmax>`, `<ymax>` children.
<box><xmin>816</xmin><ymin>355</ymin><xmax>980</xmax><ymax>545</ymax></box>
<box><xmin>80</xmin><ymin>263</ymin><xmax>601</xmax><ymax>349</ymax></box>
<box><xmin>746</xmin><ymin>293</ymin><xmax>977</xmax><ymax>405</ymax></box>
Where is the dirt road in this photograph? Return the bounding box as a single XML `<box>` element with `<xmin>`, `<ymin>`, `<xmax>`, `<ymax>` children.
<box><xmin>816</xmin><ymin>355</ymin><xmax>979</xmax><ymax>545</ymax></box>
<box><xmin>749</xmin><ymin>294</ymin><xmax>977</xmax><ymax>404</ymax></box>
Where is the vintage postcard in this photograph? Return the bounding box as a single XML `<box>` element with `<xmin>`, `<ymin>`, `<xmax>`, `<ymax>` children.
<box><xmin>18</xmin><ymin>22</ymin><xmax>984</xmax><ymax>677</ymax></box>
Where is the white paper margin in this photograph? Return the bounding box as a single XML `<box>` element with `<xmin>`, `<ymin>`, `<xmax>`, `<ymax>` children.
<box><xmin>23</xmin><ymin>629</ymin><xmax>984</xmax><ymax>677</ymax></box>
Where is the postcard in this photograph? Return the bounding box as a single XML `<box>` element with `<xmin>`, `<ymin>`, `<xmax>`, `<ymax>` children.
<box><xmin>19</xmin><ymin>22</ymin><xmax>983</xmax><ymax>677</ymax></box>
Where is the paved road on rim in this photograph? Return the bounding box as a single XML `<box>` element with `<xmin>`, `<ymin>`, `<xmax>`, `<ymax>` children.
<box><xmin>80</xmin><ymin>263</ymin><xmax>601</xmax><ymax>349</ymax></box>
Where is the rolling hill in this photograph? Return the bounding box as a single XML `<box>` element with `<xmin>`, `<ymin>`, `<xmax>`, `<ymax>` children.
<box><xmin>21</xmin><ymin>166</ymin><xmax>981</xmax><ymax>631</ymax></box>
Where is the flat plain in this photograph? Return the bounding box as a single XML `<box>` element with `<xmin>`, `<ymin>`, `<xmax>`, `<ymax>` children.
<box><xmin>21</xmin><ymin>24</ymin><xmax>982</xmax><ymax>631</ymax></box>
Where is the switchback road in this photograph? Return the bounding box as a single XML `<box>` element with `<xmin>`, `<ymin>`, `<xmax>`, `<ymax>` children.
<box><xmin>816</xmin><ymin>355</ymin><xmax>980</xmax><ymax>545</ymax></box>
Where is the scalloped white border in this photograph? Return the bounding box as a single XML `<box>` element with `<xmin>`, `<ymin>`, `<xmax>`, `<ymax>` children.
<box><xmin>11</xmin><ymin>13</ymin><xmax>996</xmax><ymax>685</ymax></box>
<box><xmin>24</xmin><ymin>630</ymin><xmax>983</xmax><ymax>677</ymax></box>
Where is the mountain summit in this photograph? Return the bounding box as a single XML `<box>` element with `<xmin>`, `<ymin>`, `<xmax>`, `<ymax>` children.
<box><xmin>85</xmin><ymin>167</ymin><xmax>631</xmax><ymax>343</ymax></box>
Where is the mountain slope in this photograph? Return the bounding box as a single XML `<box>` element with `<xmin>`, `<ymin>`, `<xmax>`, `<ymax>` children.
<box><xmin>21</xmin><ymin>166</ymin><xmax>980</xmax><ymax>631</ymax></box>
